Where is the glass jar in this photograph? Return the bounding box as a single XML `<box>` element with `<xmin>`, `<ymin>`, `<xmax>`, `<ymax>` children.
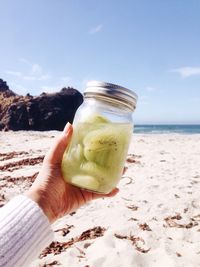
<box><xmin>62</xmin><ymin>81</ymin><xmax>138</xmax><ymax>194</ymax></box>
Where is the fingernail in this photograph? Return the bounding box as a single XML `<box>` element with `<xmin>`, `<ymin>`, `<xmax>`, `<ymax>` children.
<box><xmin>63</xmin><ymin>122</ymin><xmax>72</xmax><ymax>134</ymax></box>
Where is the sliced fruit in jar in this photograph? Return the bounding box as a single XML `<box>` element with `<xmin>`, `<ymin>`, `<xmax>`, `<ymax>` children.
<box><xmin>71</xmin><ymin>174</ymin><xmax>100</xmax><ymax>191</ymax></box>
<box><xmin>83</xmin><ymin>125</ymin><xmax>128</xmax><ymax>167</ymax></box>
<box><xmin>62</xmin><ymin>144</ymin><xmax>84</xmax><ymax>179</ymax></box>
<box><xmin>82</xmin><ymin>113</ymin><xmax>110</xmax><ymax>124</ymax></box>
<box><xmin>80</xmin><ymin>161</ymin><xmax>109</xmax><ymax>182</ymax></box>
<box><xmin>98</xmin><ymin>183</ymin><xmax>118</xmax><ymax>194</ymax></box>
<box><xmin>61</xmin><ymin>112</ymin><xmax>132</xmax><ymax>193</ymax></box>
<box><xmin>73</xmin><ymin>114</ymin><xmax>110</xmax><ymax>144</ymax></box>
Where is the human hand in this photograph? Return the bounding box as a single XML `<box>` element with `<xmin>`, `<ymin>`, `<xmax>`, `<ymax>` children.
<box><xmin>26</xmin><ymin>123</ymin><xmax>119</xmax><ymax>223</ymax></box>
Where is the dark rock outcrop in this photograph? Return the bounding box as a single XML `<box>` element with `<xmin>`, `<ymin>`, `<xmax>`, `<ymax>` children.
<box><xmin>0</xmin><ymin>79</ymin><xmax>9</xmax><ymax>91</ymax></box>
<box><xmin>0</xmin><ymin>79</ymin><xmax>83</xmax><ymax>131</ymax></box>
<box><xmin>0</xmin><ymin>79</ymin><xmax>15</xmax><ymax>97</ymax></box>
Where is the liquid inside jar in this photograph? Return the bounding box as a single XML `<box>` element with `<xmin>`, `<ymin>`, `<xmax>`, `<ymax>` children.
<box><xmin>62</xmin><ymin>114</ymin><xmax>132</xmax><ymax>194</ymax></box>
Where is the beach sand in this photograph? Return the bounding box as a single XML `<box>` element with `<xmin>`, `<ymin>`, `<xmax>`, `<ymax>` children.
<box><xmin>0</xmin><ymin>131</ymin><xmax>200</xmax><ymax>266</ymax></box>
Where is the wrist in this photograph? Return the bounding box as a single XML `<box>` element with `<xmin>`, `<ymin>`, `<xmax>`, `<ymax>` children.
<box><xmin>25</xmin><ymin>189</ymin><xmax>56</xmax><ymax>223</ymax></box>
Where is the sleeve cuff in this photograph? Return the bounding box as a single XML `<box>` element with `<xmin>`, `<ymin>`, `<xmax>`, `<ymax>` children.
<box><xmin>0</xmin><ymin>195</ymin><xmax>54</xmax><ymax>267</ymax></box>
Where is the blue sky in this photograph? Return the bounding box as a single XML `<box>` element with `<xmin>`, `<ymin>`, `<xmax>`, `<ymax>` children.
<box><xmin>0</xmin><ymin>0</ymin><xmax>200</xmax><ymax>124</ymax></box>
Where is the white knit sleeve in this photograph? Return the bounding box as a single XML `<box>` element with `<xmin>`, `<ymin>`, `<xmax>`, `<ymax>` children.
<box><xmin>0</xmin><ymin>195</ymin><xmax>54</xmax><ymax>267</ymax></box>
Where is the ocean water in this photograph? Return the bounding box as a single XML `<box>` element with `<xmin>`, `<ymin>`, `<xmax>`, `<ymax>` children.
<box><xmin>134</xmin><ymin>125</ymin><xmax>200</xmax><ymax>134</ymax></box>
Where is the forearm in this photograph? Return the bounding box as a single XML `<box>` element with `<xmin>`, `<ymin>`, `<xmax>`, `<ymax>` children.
<box><xmin>0</xmin><ymin>195</ymin><xmax>53</xmax><ymax>267</ymax></box>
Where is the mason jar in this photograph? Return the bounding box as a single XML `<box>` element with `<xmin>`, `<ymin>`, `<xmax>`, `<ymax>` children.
<box><xmin>62</xmin><ymin>81</ymin><xmax>138</xmax><ymax>194</ymax></box>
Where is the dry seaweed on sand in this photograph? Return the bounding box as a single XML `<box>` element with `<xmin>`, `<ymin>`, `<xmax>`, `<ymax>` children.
<box><xmin>0</xmin><ymin>156</ymin><xmax>44</xmax><ymax>172</ymax></box>
<box><xmin>138</xmin><ymin>223</ymin><xmax>152</xmax><ymax>231</ymax></box>
<box><xmin>114</xmin><ymin>233</ymin><xmax>150</xmax><ymax>253</ymax></box>
<box><xmin>40</xmin><ymin>261</ymin><xmax>61</xmax><ymax>266</ymax></box>
<box><xmin>164</xmin><ymin>213</ymin><xmax>199</xmax><ymax>229</ymax></box>
<box><xmin>0</xmin><ymin>151</ymin><xmax>29</xmax><ymax>161</ymax></box>
<box><xmin>126</xmin><ymin>154</ymin><xmax>142</xmax><ymax>164</ymax></box>
<box><xmin>127</xmin><ymin>204</ymin><xmax>139</xmax><ymax>211</ymax></box>
<box><xmin>54</xmin><ymin>225</ymin><xmax>74</xmax><ymax>237</ymax></box>
<box><xmin>40</xmin><ymin>226</ymin><xmax>106</xmax><ymax>258</ymax></box>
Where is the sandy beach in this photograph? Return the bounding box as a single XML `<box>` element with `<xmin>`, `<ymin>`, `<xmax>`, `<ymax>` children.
<box><xmin>1</xmin><ymin>131</ymin><xmax>200</xmax><ymax>267</ymax></box>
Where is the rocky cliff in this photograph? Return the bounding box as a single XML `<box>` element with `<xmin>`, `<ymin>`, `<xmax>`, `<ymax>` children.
<box><xmin>0</xmin><ymin>79</ymin><xmax>83</xmax><ymax>131</ymax></box>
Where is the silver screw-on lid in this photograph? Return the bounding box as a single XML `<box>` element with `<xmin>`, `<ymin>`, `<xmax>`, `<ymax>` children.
<box><xmin>84</xmin><ymin>81</ymin><xmax>138</xmax><ymax>111</ymax></box>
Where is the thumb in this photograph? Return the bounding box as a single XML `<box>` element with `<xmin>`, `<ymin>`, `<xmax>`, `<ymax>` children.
<box><xmin>45</xmin><ymin>122</ymin><xmax>73</xmax><ymax>165</ymax></box>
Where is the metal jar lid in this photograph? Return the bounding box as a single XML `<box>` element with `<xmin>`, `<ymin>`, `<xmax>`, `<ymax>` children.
<box><xmin>84</xmin><ymin>81</ymin><xmax>138</xmax><ymax>111</ymax></box>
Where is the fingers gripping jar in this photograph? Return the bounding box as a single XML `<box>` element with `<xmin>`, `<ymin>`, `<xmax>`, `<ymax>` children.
<box><xmin>62</xmin><ymin>81</ymin><xmax>138</xmax><ymax>194</ymax></box>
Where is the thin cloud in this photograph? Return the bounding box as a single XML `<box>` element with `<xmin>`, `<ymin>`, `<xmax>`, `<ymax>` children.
<box><xmin>23</xmin><ymin>76</ymin><xmax>36</xmax><ymax>81</ymax></box>
<box><xmin>23</xmin><ymin>74</ymin><xmax>50</xmax><ymax>81</ymax></box>
<box><xmin>5</xmin><ymin>70</ymin><xmax>22</xmax><ymax>77</ymax></box>
<box><xmin>39</xmin><ymin>74</ymin><xmax>51</xmax><ymax>81</ymax></box>
<box><xmin>171</xmin><ymin>67</ymin><xmax>200</xmax><ymax>78</ymax></box>
<box><xmin>89</xmin><ymin>24</ymin><xmax>103</xmax><ymax>34</ymax></box>
<box><xmin>6</xmin><ymin>61</ymin><xmax>50</xmax><ymax>81</ymax></box>
<box><xmin>40</xmin><ymin>77</ymin><xmax>73</xmax><ymax>94</ymax></box>
<box><xmin>139</xmin><ymin>95</ymin><xmax>149</xmax><ymax>105</ymax></box>
<box><xmin>19</xmin><ymin>58</ymin><xmax>31</xmax><ymax>65</ymax></box>
<box><xmin>31</xmin><ymin>64</ymin><xmax>42</xmax><ymax>75</ymax></box>
<box><xmin>138</xmin><ymin>100</ymin><xmax>149</xmax><ymax>106</ymax></box>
